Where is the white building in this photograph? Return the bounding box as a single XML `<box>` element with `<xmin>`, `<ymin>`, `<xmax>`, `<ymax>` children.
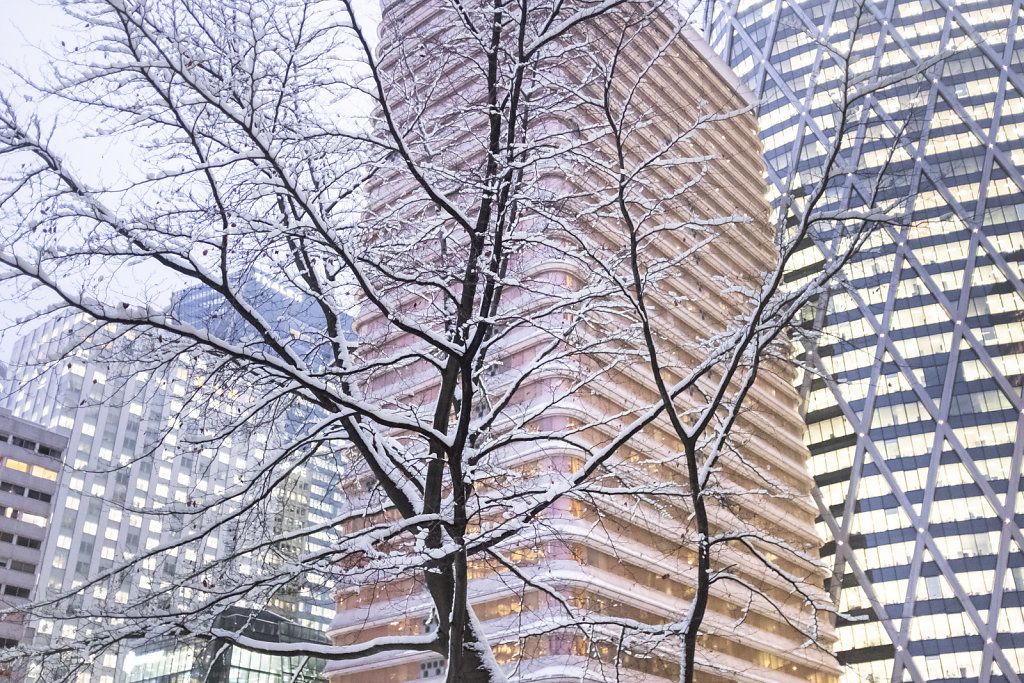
<box><xmin>4</xmin><ymin>312</ymin><xmax>343</xmax><ymax>681</ymax></box>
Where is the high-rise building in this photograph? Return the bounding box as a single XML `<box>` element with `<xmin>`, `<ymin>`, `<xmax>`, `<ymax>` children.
<box><xmin>709</xmin><ymin>0</ymin><xmax>1024</xmax><ymax>680</ymax></box>
<box><xmin>171</xmin><ymin>273</ymin><xmax>349</xmax><ymax>630</ymax></box>
<box><xmin>4</xmin><ymin>315</ymin><xmax>229</xmax><ymax>682</ymax></box>
<box><xmin>327</xmin><ymin>2</ymin><xmax>838</xmax><ymax>682</ymax></box>
<box><xmin>3</xmin><ymin>310</ymin><xmax>341</xmax><ymax>681</ymax></box>
<box><xmin>0</xmin><ymin>409</ymin><xmax>65</xmax><ymax>677</ymax></box>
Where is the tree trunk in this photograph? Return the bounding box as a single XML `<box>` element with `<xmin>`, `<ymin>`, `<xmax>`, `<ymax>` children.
<box><xmin>446</xmin><ymin>606</ymin><xmax>505</xmax><ymax>683</ymax></box>
<box><xmin>682</xmin><ymin>438</ymin><xmax>710</xmax><ymax>683</ymax></box>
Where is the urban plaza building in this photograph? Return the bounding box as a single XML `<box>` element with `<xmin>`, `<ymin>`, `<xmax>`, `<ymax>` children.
<box><xmin>710</xmin><ymin>0</ymin><xmax>1024</xmax><ymax>680</ymax></box>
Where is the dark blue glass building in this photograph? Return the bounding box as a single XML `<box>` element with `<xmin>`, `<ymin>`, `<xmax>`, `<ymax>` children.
<box><xmin>709</xmin><ymin>0</ymin><xmax>1024</xmax><ymax>680</ymax></box>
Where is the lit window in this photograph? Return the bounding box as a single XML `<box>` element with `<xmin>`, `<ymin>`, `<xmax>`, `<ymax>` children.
<box><xmin>22</xmin><ymin>513</ymin><xmax>47</xmax><ymax>528</ymax></box>
<box><xmin>31</xmin><ymin>466</ymin><xmax>57</xmax><ymax>482</ymax></box>
<box><xmin>4</xmin><ymin>459</ymin><xmax>28</xmax><ymax>473</ymax></box>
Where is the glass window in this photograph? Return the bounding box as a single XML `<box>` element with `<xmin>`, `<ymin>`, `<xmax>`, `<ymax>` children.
<box><xmin>4</xmin><ymin>459</ymin><xmax>28</xmax><ymax>473</ymax></box>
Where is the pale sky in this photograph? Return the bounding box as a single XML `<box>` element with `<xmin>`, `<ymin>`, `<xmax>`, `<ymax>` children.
<box><xmin>0</xmin><ymin>0</ymin><xmax>76</xmax><ymax>362</ymax></box>
<box><xmin>0</xmin><ymin>1</ymin><xmax>380</xmax><ymax>365</ymax></box>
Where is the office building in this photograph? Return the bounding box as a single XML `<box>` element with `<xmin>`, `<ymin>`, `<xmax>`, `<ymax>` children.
<box><xmin>171</xmin><ymin>273</ymin><xmax>349</xmax><ymax>630</ymax></box>
<box><xmin>3</xmin><ymin>311</ymin><xmax>339</xmax><ymax>681</ymax></box>
<box><xmin>0</xmin><ymin>409</ymin><xmax>65</xmax><ymax>678</ymax></box>
<box><xmin>3</xmin><ymin>315</ymin><xmax>220</xmax><ymax>681</ymax></box>
<box><xmin>327</xmin><ymin>2</ymin><xmax>839</xmax><ymax>681</ymax></box>
<box><xmin>709</xmin><ymin>0</ymin><xmax>1024</xmax><ymax>680</ymax></box>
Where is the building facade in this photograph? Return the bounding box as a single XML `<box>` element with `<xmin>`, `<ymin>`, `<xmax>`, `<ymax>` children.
<box><xmin>327</xmin><ymin>1</ymin><xmax>839</xmax><ymax>682</ymax></box>
<box><xmin>171</xmin><ymin>273</ymin><xmax>349</xmax><ymax>630</ymax></box>
<box><xmin>709</xmin><ymin>0</ymin><xmax>1024</xmax><ymax>680</ymax></box>
<box><xmin>4</xmin><ymin>315</ymin><xmax>222</xmax><ymax>681</ymax></box>
<box><xmin>3</xmin><ymin>311</ymin><xmax>341</xmax><ymax>681</ymax></box>
<box><xmin>123</xmin><ymin>607</ymin><xmax>327</xmax><ymax>683</ymax></box>
<box><xmin>0</xmin><ymin>409</ymin><xmax>65</xmax><ymax>674</ymax></box>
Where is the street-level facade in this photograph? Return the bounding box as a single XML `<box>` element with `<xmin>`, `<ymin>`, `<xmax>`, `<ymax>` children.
<box><xmin>123</xmin><ymin>608</ymin><xmax>327</xmax><ymax>683</ymax></box>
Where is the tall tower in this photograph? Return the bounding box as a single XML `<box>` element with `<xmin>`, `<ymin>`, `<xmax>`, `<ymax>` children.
<box><xmin>3</xmin><ymin>309</ymin><xmax>339</xmax><ymax>681</ymax></box>
<box><xmin>172</xmin><ymin>273</ymin><xmax>350</xmax><ymax>631</ymax></box>
<box><xmin>327</xmin><ymin>2</ymin><xmax>839</xmax><ymax>681</ymax></box>
<box><xmin>4</xmin><ymin>315</ymin><xmax>191</xmax><ymax>683</ymax></box>
<box><xmin>710</xmin><ymin>0</ymin><xmax>1024</xmax><ymax>681</ymax></box>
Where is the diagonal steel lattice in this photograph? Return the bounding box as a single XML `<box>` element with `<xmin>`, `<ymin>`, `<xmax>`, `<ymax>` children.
<box><xmin>708</xmin><ymin>0</ymin><xmax>1024</xmax><ymax>680</ymax></box>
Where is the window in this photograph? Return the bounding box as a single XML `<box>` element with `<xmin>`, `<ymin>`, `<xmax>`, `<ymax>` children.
<box><xmin>15</xmin><ymin>537</ymin><xmax>40</xmax><ymax>550</ymax></box>
<box><xmin>10</xmin><ymin>561</ymin><xmax>35</xmax><ymax>575</ymax></box>
<box><xmin>36</xmin><ymin>445</ymin><xmax>60</xmax><ymax>458</ymax></box>
<box><xmin>421</xmin><ymin>659</ymin><xmax>446</xmax><ymax>679</ymax></box>
<box><xmin>2</xmin><ymin>460</ymin><xmax>27</xmax><ymax>474</ymax></box>
<box><xmin>26</xmin><ymin>490</ymin><xmax>51</xmax><ymax>503</ymax></box>
<box><xmin>21</xmin><ymin>513</ymin><xmax>46</xmax><ymax>528</ymax></box>
<box><xmin>10</xmin><ymin>437</ymin><xmax>35</xmax><ymax>452</ymax></box>
<box><xmin>3</xmin><ymin>585</ymin><xmax>29</xmax><ymax>599</ymax></box>
<box><xmin>0</xmin><ymin>483</ymin><xmax>24</xmax><ymax>496</ymax></box>
<box><xmin>30</xmin><ymin>466</ymin><xmax>57</xmax><ymax>482</ymax></box>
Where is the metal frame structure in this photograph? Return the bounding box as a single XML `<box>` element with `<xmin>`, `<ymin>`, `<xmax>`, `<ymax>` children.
<box><xmin>709</xmin><ymin>0</ymin><xmax>1024</xmax><ymax>680</ymax></box>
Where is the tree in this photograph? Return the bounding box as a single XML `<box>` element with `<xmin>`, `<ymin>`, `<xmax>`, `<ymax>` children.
<box><xmin>0</xmin><ymin>1</ymin><xmax>928</xmax><ymax>682</ymax></box>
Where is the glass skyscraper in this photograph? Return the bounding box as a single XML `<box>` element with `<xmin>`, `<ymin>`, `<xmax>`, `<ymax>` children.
<box><xmin>709</xmin><ymin>0</ymin><xmax>1024</xmax><ymax>681</ymax></box>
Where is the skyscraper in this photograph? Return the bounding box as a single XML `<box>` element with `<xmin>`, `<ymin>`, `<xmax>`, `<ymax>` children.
<box><xmin>709</xmin><ymin>0</ymin><xmax>1024</xmax><ymax>680</ymax></box>
<box><xmin>3</xmin><ymin>309</ymin><xmax>341</xmax><ymax>681</ymax></box>
<box><xmin>327</xmin><ymin>2</ymin><xmax>838</xmax><ymax>682</ymax></box>
<box><xmin>171</xmin><ymin>272</ymin><xmax>349</xmax><ymax>631</ymax></box>
<box><xmin>3</xmin><ymin>315</ymin><xmax>247</xmax><ymax>681</ymax></box>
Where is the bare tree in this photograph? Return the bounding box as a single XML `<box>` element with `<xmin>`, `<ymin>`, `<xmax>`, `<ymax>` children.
<box><xmin>0</xmin><ymin>1</ymin><xmax>932</xmax><ymax>682</ymax></box>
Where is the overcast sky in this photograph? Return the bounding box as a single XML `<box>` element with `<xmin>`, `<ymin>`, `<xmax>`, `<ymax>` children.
<box><xmin>0</xmin><ymin>1</ymin><xmax>382</xmax><ymax>366</ymax></box>
<box><xmin>0</xmin><ymin>1</ymin><xmax>212</xmax><ymax>362</ymax></box>
<box><xmin>0</xmin><ymin>0</ymin><xmax>75</xmax><ymax>363</ymax></box>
